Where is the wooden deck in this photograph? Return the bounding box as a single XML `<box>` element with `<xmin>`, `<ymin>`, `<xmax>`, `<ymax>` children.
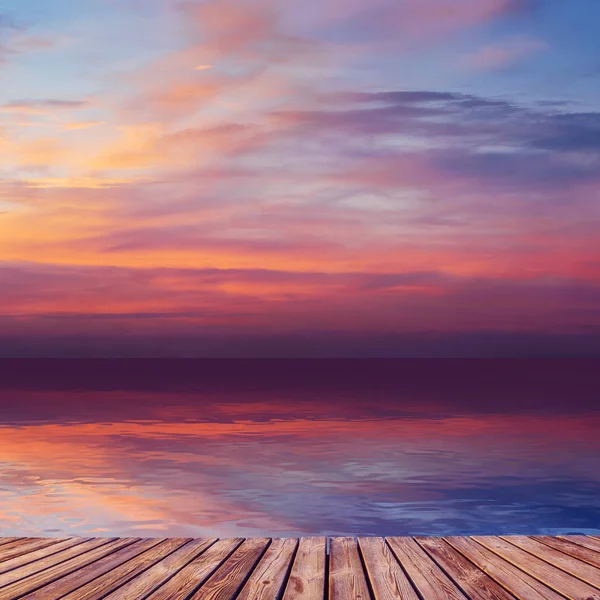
<box><xmin>0</xmin><ymin>536</ymin><xmax>599</xmax><ymax>599</ymax></box>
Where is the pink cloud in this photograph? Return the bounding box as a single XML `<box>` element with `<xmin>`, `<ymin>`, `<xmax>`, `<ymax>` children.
<box><xmin>1</xmin><ymin>259</ymin><xmax>599</xmax><ymax>339</ymax></box>
<box><xmin>302</xmin><ymin>0</ymin><xmax>526</xmax><ymax>42</ymax></box>
<box><xmin>0</xmin><ymin>29</ymin><xmax>59</xmax><ymax>64</ymax></box>
<box><xmin>460</xmin><ymin>37</ymin><xmax>547</xmax><ymax>70</ymax></box>
<box><xmin>390</xmin><ymin>0</ymin><xmax>522</xmax><ymax>36</ymax></box>
<box><xmin>1</xmin><ymin>0</ymin><xmax>597</xmax><ymax>350</ymax></box>
<box><xmin>179</xmin><ymin>0</ymin><xmax>316</xmax><ymax>63</ymax></box>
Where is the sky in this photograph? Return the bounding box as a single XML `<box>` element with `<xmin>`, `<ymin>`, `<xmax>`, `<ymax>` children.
<box><xmin>1</xmin><ymin>0</ymin><xmax>600</xmax><ymax>356</ymax></box>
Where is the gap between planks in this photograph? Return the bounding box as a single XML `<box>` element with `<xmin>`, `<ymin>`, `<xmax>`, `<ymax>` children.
<box><xmin>0</xmin><ymin>536</ymin><xmax>599</xmax><ymax>600</ymax></box>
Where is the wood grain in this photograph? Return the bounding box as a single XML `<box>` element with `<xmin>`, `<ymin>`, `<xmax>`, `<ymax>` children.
<box><xmin>501</xmin><ymin>535</ymin><xmax>600</xmax><ymax>589</ymax></box>
<box><xmin>0</xmin><ymin>539</ymin><xmax>35</xmax><ymax>554</ymax></box>
<box><xmin>0</xmin><ymin>538</ymin><xmax>131</xmax><ymax>600</ymax></box>
<box><xmin>282</xmin><ymin>537</ymin><xmax>326</xmax><ymax>600</ymax></box>
<box><xmin>329</xmin><ymin>537</ymin><xmax>371</xmax><ymax>600</ymax></box>
<box><xmin>473</xmin><ymin>535</ymin><xmax>600</xmax><ymax>600</ymax></box>
<box><xmin>147</xmin><ymin>538</ymin><xmax>243</xmax><ymax>600</ymax></box>
<box><xmin>0</xmin><ymin>538</ymin><xmax>62</xmax><ymax>565</ymax></box>
<box><xmin>103</xmin><ymin>538</ymin><xmax>215</xmax><ymax>599</ymax></box>
<box><xmin>0</xmin><ymin>535</ymin><xmax>598</xmax><ymax>600</ymax></box>
<box><xmin>388</xmin><ymin>537</ymin><xmax>468</xmax><ymax>600</ymax></box>
<box><xmin>359</xmin><ymin>537</ymin><xmax>419</xmax><ymax>600</ymax></box>
<box><xmin>417</xmin><ymin>537</ymin><xmax>514</xmax><ymax>600</ymax></box>
<box><xmin>558</xmin><ymin>535</ymin><xmax>600</xmax><ymax>554</ymax></box>
<box><xmin>21</xmin><ymin>538</ymin><xmax>161</xmax><ymax>600</ymax></box>
<box><xmin>0</xmin><ymin>537</ymin><xmax>105</xmax><ymax>589</ymax></box>
<box><xmin>189</xmin><ymin>537</ymin><xmax>270</xmax><ymax>600</ymax></box>
<box><xmin>445</xmin><ymin>536</ymin><xmax>564</xmax><ymax>600</ymax></box>
<box><xmin>237</xmin><ymin>538</ymin><xmax>297</xmax><ymax>600</ymax></box>
<box><xmin>0</xmin><ymin>537</ymin><xmax>84</xmax><ymax>577</ymax></box>
<box><xmin>533</xmin><ymin>535</ymin><xmax>600</xmax><ymax>569</ymax></box>
<box><xmin>60</xmin><ymin>538</ymin><xmax>191</xmax><ymax>600</ymax></box>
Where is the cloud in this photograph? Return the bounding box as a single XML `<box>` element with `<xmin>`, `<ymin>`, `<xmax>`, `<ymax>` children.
<box><xmin>179</xmin><ymin>0</ymin><xmax>314</xmax><ymax>62</ymax></box>
<box><xmin>390</xmin><ymin>0</ymin><xmax>524</xmax><ymax>35</ymax></box>
<box><xmin>1</xmin><ymin>0</ymin><xmax>598</xmax><ymax>355</ymax></box>
<box><xmin>2</xmin><ymin>86</ymin><xmax>598</xmax><ymax>313</ymax></box>
<box><xmin>274</xmin><ymin>89</ymin><xmax>600</xmax><ymax>193</ymax></box>
<box><xmin>115</xmin><ymin>0</ymin><xmax>324</xmax><ymax>126</ymax></box>
<box><xmin>1</xmin><ymin>99</ymin><xmax>89</xmax><ymax>115</ymax></box>
<box><xmin>308</xmin><ymin>0</ymin><xmax>533</xmax><ymax>46</ymax></box>
<box><xmin>0</xmin><ymin>16</ymin><xmax>58</xmax><ymax>64</ymax></box>
<box><xmin>528</xmin><ymin>112</ymin><xmax>600</xmax><ymax>151</ymax></box>
<box><xmin>1</xmin><ymin>262</ymin><xmax>599</xmax><ymax>341</ymax></box>
<box><xmin>62</xmin><ymin>121</ymin><xmax>104</xmax><ymax>131</ymax></box>
<box><xmin>460</xmin><ymin>36</ymin><xmax>547</xmax><ymax>70</ymax></box>
<box><xmin>19</xmin><ymin>176</ymin><xmax>137</xmax><ymax>189</ymax></box>
<box><xmin>84</xmin><ymin>121</ymin><xmax>262</xmax><ymax>173</ymax></box>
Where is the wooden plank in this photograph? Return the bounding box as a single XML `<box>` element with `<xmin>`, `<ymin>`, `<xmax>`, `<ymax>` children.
<box><xmin>387</xmin><ymin>537</ymin><xmax>468</xmax><ymax>600</ymax></box>
<box><xmin>237</xmin><ymin>538</ymin><xmax>297</xmax><ymax>600</ymax></box>
<box><xmin>147</xmin><ymin>538</ymin><xmax>243</xmax><ymax>600</ymax></box>
<box><xmin>0</xmin><ymin>538</ymin><xmax>99</xmax><ymax>586</ymax></box>
<box><xmin>358</xmin><ymin>537</ymin><xmax>418</xmax><ymax>600</ymax></box>
<box><xmin>0</xmin><ymin>538</ymin><xmax>130</xmax><ymax>600</ymax></box>
<box><xmin>473</xmin><ymin>536</ymin><xmax>600</xmax><ymax>600</ymax></box>
<box><xmin>21</xmin><ymin>538</ymin><xmax>162</xmax><ymax>600</ymax></box>
<box><xmin>417</xmin><ymin>537</ymin><xmax>515</xmax><ymax>600</ymax></box>
<box><xmin>102</xmin><ymin>538</ymin><xmax>215</xmax><ymax>600</ymax></box>
<box><xmin>282</xmin><ymin>537</ymin><xmax>326</xmax><ymax>600</ymax></box>
<box><xmin>502</xmin><ymin>536</ymin><xmax>600</xmax><ymax>589</ymax></box>
<box><xmin>0</xmin><ymin>538</ymin><xmax>62</xmax><ymax>564</ymax></box>
<box><xmin>445</xmin><ymin>537</ymin><xmax>564</xmax><ymax>600</ymax></box>
<box><xmin>558</xmin><ymin>535</ymin><xmax>600</xmax><ymax>554</ymax></box>
<box><xmin>60</xmin><ymin>538</ymin><xmax>191</xmax><ymax>600</ymax></box>
<box><xmin>329</xmin><ymin>537</ymin><xmax>371</xmax><ymax>600</ymax></box>
<box><xmin>534</xmin><ymin>535</ymin><xmax>600</xmax><ymax>569</ymax></box>
<box><xmin>0</xmin><ymin>537</ymin><xmax>84</xmax><ymax>576</ymax></box>
<box><xmin>188</xmin><ymin>537</ymin><xmax>270</xmax><ymax>600</ymax></box>
<box><xmin>0</xmin><ymin>539</ymin><xmax>27</xmax><ymax>556</ymax></box>
<box><xmin>1</xmin><ymin>534</ymin><xmax>599</xmax><ymax>600</ymax></box>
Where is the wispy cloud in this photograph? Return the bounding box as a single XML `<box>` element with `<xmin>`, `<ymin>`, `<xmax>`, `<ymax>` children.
<box><xmin>61</xmin><ymin>121</ymin><xmax>103</xmax><ymax>131</ymax></box>
<box><xmin>0</xmin><ymin>15</ymin><xmax>58</xmax><ymax>64</ymax></box>
<box><xmin>1</xmin><ymin>99</ymin><xmax>89</xmax><ymax>114</ymax></box>
<box><xmin>1</xmin><ymin>0</ymin><xmax>599</xmax><ymax>353</ymax></box>
<box><xmin>460</xmin><ymin>36</ymin><xmax>547</xmax><ymax>70</ymax></box>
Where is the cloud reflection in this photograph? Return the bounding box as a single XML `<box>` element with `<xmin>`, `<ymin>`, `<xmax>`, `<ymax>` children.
<box><xmin>1</xmin><ymin>360</ymin><xmax>599</xmax><ymax>537</ymax></box>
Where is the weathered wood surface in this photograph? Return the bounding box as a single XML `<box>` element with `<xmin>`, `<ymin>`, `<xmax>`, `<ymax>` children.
<box><xmin>0</xmin><ymin>535</ymin><xmax>599</xmax><ymax>599</ymax></box>
<box><xmin>329</xmin><ymin>537</ymin><xmax>370</xmax><ymax>600</ymax></box>
<box><xmin>283</xmin><ymin>537</ymin><xmax>326</xmax><ymax>600</ymax></box>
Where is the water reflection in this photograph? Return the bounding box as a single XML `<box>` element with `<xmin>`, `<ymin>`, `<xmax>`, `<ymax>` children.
<box><xmin>1</xmin><ymin>359</ymin><xmax>599</xmax><ymax>537</ymax></box>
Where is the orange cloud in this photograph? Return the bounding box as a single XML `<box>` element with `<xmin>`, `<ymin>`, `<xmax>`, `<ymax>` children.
<box><xmin>20</xmin><ymin>176</ymin><xmax>140</xmax><ymax>189</ymax></box>
<box><xmin>1</xmin><ymin>99</ymin><xmax>88</xmax><ymax>115</ymax></box>
<box><xmin>1</xmin><ymin>105</ymin><xmax>49</xmax><ymax>116</ymax></box>
<box><xmin>1</xmin><ymin>0</ymin><xmax>598</xmax><ymax>346</ymax></box>
<box><xmin>13</xmin><ymin>137</ymin><xmax>70</xmax><ymax>168</ymax></box>
<box><xmin>62</xmin><ymin>121</ymin><xmax>104</xmax><ymax>131</ymax></box>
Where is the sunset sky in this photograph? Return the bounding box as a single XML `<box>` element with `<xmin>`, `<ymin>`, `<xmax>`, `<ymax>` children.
<box><xmin>1</xmin><ymin>0</ymin><xmax>600</xmax><ymax>356</ymax></box>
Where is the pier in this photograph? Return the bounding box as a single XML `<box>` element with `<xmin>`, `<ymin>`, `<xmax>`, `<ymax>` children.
<box><xmin>0</xmin><ymin>535</ymin><xmax>599</xmax><ymax>599</ymax></box>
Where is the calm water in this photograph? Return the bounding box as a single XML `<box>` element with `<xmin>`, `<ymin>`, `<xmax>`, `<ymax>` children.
<box><xmin>1</xmin><ymin>359</ymin><xmax>599</xmax><ymax>538</ymax></box>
